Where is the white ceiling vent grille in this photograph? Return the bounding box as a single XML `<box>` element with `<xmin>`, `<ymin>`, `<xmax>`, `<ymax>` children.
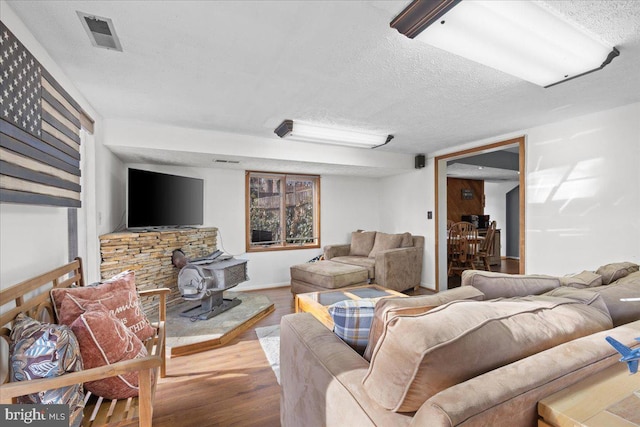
<box><xmin>77</xmin><ymin>11</ymin><xmax>122</xmax><ymax>52</ymax></box>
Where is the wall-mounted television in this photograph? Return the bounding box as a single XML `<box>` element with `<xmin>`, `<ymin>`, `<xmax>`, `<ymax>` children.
<box><xmin>127</xmin><ymin>168</ymin><xmax>204</xmax><ymax>229</ymax></box>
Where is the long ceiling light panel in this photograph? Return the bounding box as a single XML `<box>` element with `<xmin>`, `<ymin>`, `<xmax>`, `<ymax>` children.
<box><xmin>391</xmin><ymin>0</ymin><xmax>619</xmax><ymax>87</ymax></box>
<box><xmin>274</xmin><ymin>120</ymin><xmax>393</xmax><ymax>149</ymax></box>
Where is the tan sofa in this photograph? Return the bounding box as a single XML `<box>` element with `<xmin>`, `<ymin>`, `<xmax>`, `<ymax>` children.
<box><xmin>324</xmin><ymin>231</ymin><xmax>424</xmax><ymax>292</ymax></box>
<box><xmin>280</xmin><ymin>266</ymin><xmax>640</xmax><ymax>427</ymax></box>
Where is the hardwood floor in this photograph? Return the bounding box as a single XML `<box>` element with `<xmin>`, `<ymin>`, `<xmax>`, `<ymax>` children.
<box><xmin>152</xmin><ymin>285</ymin><xmax>432</xmax><ymax>426</ymax></box>
<box><xmin>499</xmin><ymin>258</ymin><xmax>520</xmax><ymax>274</ymax></box>
<box><xmin>153</xmin><ymin>287</ymin><xmax>291</xmax><ymax>427</ymax></box>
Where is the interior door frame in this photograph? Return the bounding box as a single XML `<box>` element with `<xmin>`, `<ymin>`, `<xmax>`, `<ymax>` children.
<box><xmin>434</xmin><ymin>136</ymin><xmax>526</xmax><ymax>291</ymax></box>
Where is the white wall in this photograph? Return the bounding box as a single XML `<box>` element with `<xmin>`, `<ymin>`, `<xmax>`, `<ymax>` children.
<box><xmin>403</xmin><ymin>102</ymin><xmax>640</xmax><ymax>289</ymax></box>
<box><xmin>125</xmin><ymin>164</ymin><xmax>382</xmax><ymax>290</ymax></box>
<box><xmin>525</xmin><ymin>103</ymin><xmax>640</xmax><ymax>274</ymax></box>
<box><xmin>0</xmin><ymin>204</ymin><xmax>69</xmax><ymax>286</ymax></box>
<box><xmin>484</xmin><ymin>181</ymin><xmax>519</xmax><ymax>256</ymax></box>
<box><xmin>379</xmin><ymin>168</ymin><xmax>434</xmax><ymax>286</ymax></box>
<box><xmin>321</xmin><ymin>175</ymin><xmax>383</xmax><ymax>244</ymax></box>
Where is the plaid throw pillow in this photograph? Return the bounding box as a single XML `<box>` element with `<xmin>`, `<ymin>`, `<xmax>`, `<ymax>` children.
<box><xmin>328</xmin><ymin>299</ymin><xmax>376</xmax><ymax>354</ymax></box>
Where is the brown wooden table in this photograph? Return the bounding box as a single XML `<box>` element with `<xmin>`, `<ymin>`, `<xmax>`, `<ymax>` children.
<box><xmin>295</xmin><ymin>284</ymin><xmax>406</xmax><ymax>329</ymax></box>
<box><xmin>538</xmin><ymin>362</ymin><xmax>640</xmax><ymax>427</ymax></box>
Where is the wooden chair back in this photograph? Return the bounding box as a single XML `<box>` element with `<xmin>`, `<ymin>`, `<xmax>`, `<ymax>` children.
<box><xmin>447</xmin><ymin>221</ymin><xmax>479</xmax><ymax>276</ymax></box>
<box><xmin>477</xmin><ymin>221</ymin><xmax>497</xmax><ymax>271</ymax></box>
<box><xmin>480</xmin><ymin>221</ymin><xmax>497</xmax><ymax>253</ymax></box>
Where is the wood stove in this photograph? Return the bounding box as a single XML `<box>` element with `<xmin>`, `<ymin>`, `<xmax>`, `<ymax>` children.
<box><xmin>176</xmin><ymin>255</ymin><xmax>249</xmax><ymax>320</ymax></box>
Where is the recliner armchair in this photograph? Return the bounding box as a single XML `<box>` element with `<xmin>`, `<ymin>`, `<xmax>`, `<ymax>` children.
<box><xmin>324</xmin><ymin>231</ymin><xmax>424</xmax><ymax>292</ymax></box>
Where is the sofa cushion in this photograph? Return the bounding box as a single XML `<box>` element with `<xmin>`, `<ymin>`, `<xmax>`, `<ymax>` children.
<box><xmin>596</xmin><ymin>261</ymin><xmax>639</xmax><ymax>285</ymax></box>
<box><xmin>578</xmin><ymin>271</ymin><xmax>640</xmax><ymax>327</ymax></box>
<box><xmin>399</xmin><ymin>232</ymin><xmax>413</xmax><ymax>248</ymax></box>
<box><xmin>368</xmin><ymin>232</ymin><xmax>403</xmax><ymax>258</ymax></box>
<box><xmin>362</xmin><ymin>296</ymin><xmax>612</xmax><ymax>412</ymax></box>
<box><xmin>331</xmin><ymin>256</ymin><xmax>376</xmax><ymax>280</ymax></box>
<box><xmin>349</xmin><ymin>231</ymin><xmax>376</xmax><ymax>256</ymax></box>
<box><xmin>9</xmin><ymin>313</ymin><xmax>85</xmax><ymax>426</ymax></box>
<box><xmin>461</xmin><ymin>270</ymin><xmax>560</xmax><ymax>299</ymax></box>
<box><xmin>328</xmin><ymin>299</ymin><xmax>376</xmax><ymax>354</ymax></box>
<box><xmin>70</xmin><ymin>303</ymin><xmax>149</xmax><ymax>399</ymax></box>
<box><xmin>539</xmin><ymin>288</ymin><xmax>611</xmax><ymax>316</ymax></box>
<box><xmin>363</xmin><ymin>286</ymin><xmax>485</xmax><ymax>361</ymax></box>
<box><xmin>51</xmin><ymin>270</ymin><xmax>156</xmax><ymax>341</ymax></box>
<box><xmin>559</xmin><ymin>271</ymin><xmax>603</xmax><ymax>288</ymax></box>
<box><xmin>290</xmin><ymin>260</ymin><xmax>369</xmax><ymax>289</ymax></box>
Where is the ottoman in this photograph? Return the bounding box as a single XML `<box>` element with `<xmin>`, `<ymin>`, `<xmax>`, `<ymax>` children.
<box><xmin>290</xmin><ymin>260</ymin><xmax>369</xmax><ymax>294</ymax></box>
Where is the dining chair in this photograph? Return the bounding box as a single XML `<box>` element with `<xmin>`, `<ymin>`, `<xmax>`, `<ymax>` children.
<box><xmin>476</xmin><ymin>220</ymin><xmax>497</xmax><ymax>271</ymax></box>
<box><xmin>447</xmin><ymin>221</ymin><xmax>479</xmax><ymax>276</ymax></box>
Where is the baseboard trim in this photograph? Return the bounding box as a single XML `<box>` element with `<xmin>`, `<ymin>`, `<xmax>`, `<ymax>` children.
<box><xmin>236</xmin><ymin>281</ymin><xmax>291</xmax><ymax>291</ymax></box>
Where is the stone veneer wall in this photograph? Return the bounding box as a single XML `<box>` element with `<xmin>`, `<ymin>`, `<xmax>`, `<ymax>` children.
<box><xmin>99</xmin><ymin>227</ymin><xmax>217</xmax><ymax>316</ymax></box>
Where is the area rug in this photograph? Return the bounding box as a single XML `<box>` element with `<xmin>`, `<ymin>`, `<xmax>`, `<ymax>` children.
<box><xmin>256</xmin><ymin>324</ymin><xmax>280</xmax><ymax>384</ymax></box>
<box><xmin>166</xmin><ymin>292</ymin><xmax>274</xmax><ymax>357</ymax></box>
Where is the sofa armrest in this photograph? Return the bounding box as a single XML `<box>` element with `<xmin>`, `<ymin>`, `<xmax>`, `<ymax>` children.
<box><xmin>324</xmin><ymin>244</ymin><xmax>351</xmax><ymax>260</ymax></box>
<box><xmin>0</xmin><ymin>355</ymin><xmax>161</xmax><ymax>403</ymax></box>
<box><xmin>139</xmin><ymin>287</ymin><xmax>170</xmax><ymax>322</ymax></box>
<box><xmin>374</xmin><ymin>247</ymin><xmax>423</xmax><ymax>292</ymax></box>
<box><xmin>280</xmin><ymin>313</ymin><xmax>412</xmax><ymax>427</ymax></box>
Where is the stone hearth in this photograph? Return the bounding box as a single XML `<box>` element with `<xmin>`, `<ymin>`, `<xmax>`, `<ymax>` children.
<box><xmin>166</xmin><ymin>291</ymin><xmax>274</xmax><ymax>357</ymax></box>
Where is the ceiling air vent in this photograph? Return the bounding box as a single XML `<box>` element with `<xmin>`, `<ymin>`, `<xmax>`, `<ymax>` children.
<box><xmin>77</xmin><ymin>11</ymin><xmax>122</xmax><ymax>51</ymax></box>
<box><xmin>214</xmin><ymin>159</ymin><xmax>241</xmax><ymax>164</ymax></box>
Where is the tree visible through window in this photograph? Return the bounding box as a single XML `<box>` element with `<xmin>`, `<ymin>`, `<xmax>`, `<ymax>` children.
<box><xmin>246</xmin><ymin>172</ymin><xmax>320</xmax><ymax>251</ymax></box>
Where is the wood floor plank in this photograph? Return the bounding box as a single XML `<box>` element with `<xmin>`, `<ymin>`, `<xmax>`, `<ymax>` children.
<box><xmin>151</xmin><ymin>287</ymin><xmax>291</xmax><ymax>427</ymax></box>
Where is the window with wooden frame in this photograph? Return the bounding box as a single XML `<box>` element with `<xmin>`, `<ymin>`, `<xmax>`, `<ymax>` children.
<box><xmin>246</xmin><ymin>171</ymin><xmax>320</xmax><ymax>252</ymax></box>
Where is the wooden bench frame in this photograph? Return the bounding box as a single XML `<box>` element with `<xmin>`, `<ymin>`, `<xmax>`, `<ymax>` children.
<box><xmin>0</xmin><ymin>258</ymin><xmax>169</xmax><ymax>427</ymax></box>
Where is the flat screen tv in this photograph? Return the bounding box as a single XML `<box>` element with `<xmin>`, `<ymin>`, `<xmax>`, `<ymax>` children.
<box><xmin>127</xmin><ymin>168</ymin><xmax>204</xmax><ymax>229</ymax></box>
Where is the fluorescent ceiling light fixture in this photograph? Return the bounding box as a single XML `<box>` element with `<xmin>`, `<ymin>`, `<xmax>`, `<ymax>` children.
<box><xmin>274</xmin><ymin>120</ymin><xmax>393</xmax><ymax>149</ymax></box>
<box><xmin>390</xmin><ymin>0</ymin><xmax>619</xmax><ymax>87</ymax></box>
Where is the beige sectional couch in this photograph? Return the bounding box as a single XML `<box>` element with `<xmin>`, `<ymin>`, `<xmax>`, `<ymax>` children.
<box><xmin>280</xmin><ymin>264</ymin><xmax>640</xmax><ymax>427</ymax></box>
<box><xmin>323</xmin><ymin>231</ymin><xmax>424</xmax><ymax>292</ymax></box>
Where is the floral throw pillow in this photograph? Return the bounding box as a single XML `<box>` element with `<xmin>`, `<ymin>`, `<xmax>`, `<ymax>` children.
<box><xmin>10</xmin><ymin>313</ymin><xmax>85</xmax><ymax>427</ymax></box>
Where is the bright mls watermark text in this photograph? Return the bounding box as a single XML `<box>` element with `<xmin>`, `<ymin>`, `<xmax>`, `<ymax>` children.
<box><xmin>1</xmin><ymin>404</ymin><xmax>69</xmax><ymax>427</ymax></box>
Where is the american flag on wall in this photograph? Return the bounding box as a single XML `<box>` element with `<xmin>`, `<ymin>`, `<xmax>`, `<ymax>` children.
<box><xmin>0</xmin><ymin>21</ymin><xmax>84</xmax><ymax>207</ymax></box>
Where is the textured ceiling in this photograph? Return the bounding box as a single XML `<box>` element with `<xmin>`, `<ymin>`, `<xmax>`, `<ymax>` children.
<box><xmin>5</xmin><ymin>0</ymin><xmax>640</xmax><ymax>175</ymax></box>
<box><xmin>446</xmin><ymin>163</ymin><xmax>520</xmax><ymax>182</ymax></box>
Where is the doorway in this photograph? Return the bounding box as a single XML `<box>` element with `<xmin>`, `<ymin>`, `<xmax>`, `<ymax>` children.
<box><xmin>435</xmin><ymin>136</ymin><xmax>526</xmax><ymax>291</ymax></box>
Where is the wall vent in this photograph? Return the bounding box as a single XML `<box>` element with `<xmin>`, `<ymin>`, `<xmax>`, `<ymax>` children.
<box><xmin>77</xmin><ymin>11</ymin><xmax>122</xmax><ymax>51</ymax></box>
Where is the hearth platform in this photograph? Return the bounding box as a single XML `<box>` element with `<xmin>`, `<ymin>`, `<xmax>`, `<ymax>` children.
<box><xmin>166</xmin><ymin>291</ymin><xmax>274</xmax><ymax>357</ymax></box>
<box><xmin>179</xmin><ymin>291</ymin><xmax>242</xmax><ymax>320</ymax></box>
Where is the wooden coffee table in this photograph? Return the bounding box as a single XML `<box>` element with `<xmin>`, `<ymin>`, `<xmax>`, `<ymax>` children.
<box><xmin>295</xmin><ymin>284</ymin><xmax>406</xmax><ymax>329</ymax></box>
<box><xmin>538</xmin><ymin>361</ymin><xmax>640</xmax><ymax>427</ymax></box>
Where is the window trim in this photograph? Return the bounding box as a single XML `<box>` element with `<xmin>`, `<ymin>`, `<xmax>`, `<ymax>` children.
<box><xmin>245</xmin><ymin>170</ymin><xmax>321</xmax><ymax>252</ymax></box>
